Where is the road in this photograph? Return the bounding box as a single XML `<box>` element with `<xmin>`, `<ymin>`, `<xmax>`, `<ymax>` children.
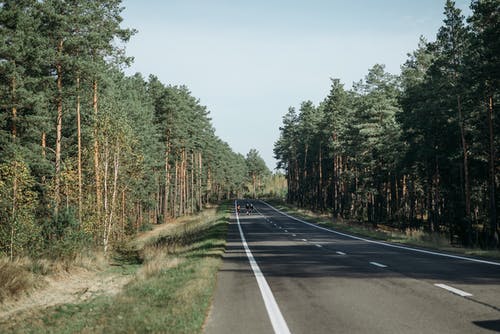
<box><xmin>204</xmin><ymin>200</ymin><xmax>500</xmax><ymax>334</ymax></box>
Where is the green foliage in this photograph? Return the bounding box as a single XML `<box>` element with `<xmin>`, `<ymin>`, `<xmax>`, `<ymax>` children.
<box><xmin>0</xmin><ymin>0</ymin><xmax>248</xmax><ymax>259</ymax></box>
<box><xmin>0</xmin><ymin>204</ymin><xmax>229</xmax><ymax>333</ymax></box>
<box><xmin>245</xmin><ymin>148</ymin><xmax>270</xmax><ymax>197</ymax></box>
<box><xmin>274</xmin><ymin>1</ymin><xmax>500</xmax><ymax>248</ymax></box>
<box><xmin>0</xmin><ymin>158</ymin><xmax>41</xmax><ymax>258</ymax></box>
<box><xmin>40</xmin><ymin>207</ymin><xmax>92</xmax><ymax>260</ymax></box>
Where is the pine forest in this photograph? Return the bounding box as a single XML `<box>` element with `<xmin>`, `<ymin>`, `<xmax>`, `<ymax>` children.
<box><xmin>275</xmin><ymin>0</ymin><xmax>499</xmax><ymax>249</ymax></box>
<box><xmin>0</xmin><ymin>0</ymin><xmax>273</xmax><ymax>260</ymax></box>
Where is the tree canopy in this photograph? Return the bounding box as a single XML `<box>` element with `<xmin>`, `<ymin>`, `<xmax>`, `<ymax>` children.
<box><xmin>0</xmin><ymin>0</ymin><xmax>249</xmax><ymax>258</ymax></box>
<box><xmin>274</xmin><ymin>0</ymin><xmax>499</xmax><ymax>248</ymax></box>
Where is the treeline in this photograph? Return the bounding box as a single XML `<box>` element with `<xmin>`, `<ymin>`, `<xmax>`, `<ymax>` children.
<box><xmin>0</xmin><ymin>0</ymin><xmax>264</xmax><ymax>259</ymax></box>
<box><xmin>274</xmin><ymin>0</ymin><xmax>499</xmax><ymax>248</ymax></box>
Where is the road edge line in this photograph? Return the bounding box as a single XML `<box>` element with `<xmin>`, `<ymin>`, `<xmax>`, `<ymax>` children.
<box><xmin>434</xmin><ymin>283</ymin><xmax>473</xmax><ymax>297</ymax></box>
<box><xmin>235</xmin><ymin>201</ymin><xmax>291</xmax><ymax>334</ymax></box>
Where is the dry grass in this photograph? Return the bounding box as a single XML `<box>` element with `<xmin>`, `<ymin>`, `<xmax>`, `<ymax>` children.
<box><xmin>0</xmin><ymin>258</ymin><xmax>36</xmax><ymax>303</ymax></box>
<box><xmin>136</xmin><ymin>244</ymin><xmax>183</xmax><ymax>280</ymax></box>
<box><xmin>0</xmin><ymin>248</ymin><xmax>111</xmax><ymax>306</ymax></box>
<box><xmin>0</xmin><ymin>203</ymin><xmax>230</xmax><ymax>333</ymax></box>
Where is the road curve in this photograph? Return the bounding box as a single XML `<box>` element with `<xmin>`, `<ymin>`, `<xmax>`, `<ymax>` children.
<box><xmin>204</xmin><ymin>200</ymin><xmax>500</xmax><ymax>334</ymax></box>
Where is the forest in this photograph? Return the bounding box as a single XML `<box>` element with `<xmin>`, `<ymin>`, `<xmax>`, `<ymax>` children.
<box><xmin>274</xmin><ymin>0</ymin><xmax>499</xmax><ymax>248</ymax></box>
<box><xmin>0</xmin><ymin>0</ymin><xmax>273</xmax><ymax>260</ymax></box>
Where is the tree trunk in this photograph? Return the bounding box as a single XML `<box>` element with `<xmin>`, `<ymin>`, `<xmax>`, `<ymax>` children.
<box><xmin>11</xmin><ymin>75</ymin><xmax>17</xmax><ymax>140</ymax></box>
<box><xmin>318</xmin><ymin>143</ymin><xmax>323</xmax><ymax>210</ymax></box>
<box><xmin>252</xmin><ymin>173</ymin><xmax>256</xmax><ymax>198</ymax></box>
<box><xmin>103</xmin><ymin>139</ymin><xmax>109</xmax><ymax>253</ymax></box>
<box><xmin>10</xmin><ymin>169</ymin><xmax>17</xmax><ymax>261</ymax></box>
<box><xmin>487</xmin><ymin>96</ymin><xmax>498</xmax><ymax>245</ymax></box>
<box><xmin>93</xmin><ymin>78</ymin><xmax>102</xmax><ymax>225</ymax></box>
<box><xmin>191</xmin><ymin>152</ymin><xmax>195</xmax><ymax>213</ymax></box>
<box><xmin>121</xmin><ymin>189</ymin><xmax>125</xmax><ymax>237</ymax></box>
<box><xmin>457</xmin><ymin>95</ymin><xmax>471</xmax><ymax>220</ymax></box>
<box><xmin>164</xmin><ymin>141</ymin><xmax>170</xmax><ymax>223</ymax></box>
<box><xmin>76</xmin><ymin>74</ymin><xmax>82</xmax><ymax>225</ymax></box>
<box><xmin>198</xmin><ymin>152</ymin><xmax>202</xmax><ymax>210</ymax></box>
<box><xmin>107</xmin><ymin>147</ymin><xmax>120</xmax><ymax>252</ymax></box>
<box><xmin>174</xmin><ymin>159</ymin><xmax>178</xmax><ymax>217</ymax></box>
<box><xmin>54</xmin><ymin>39</ymin><xmax>64</xmax><ymax>218</ymax></box>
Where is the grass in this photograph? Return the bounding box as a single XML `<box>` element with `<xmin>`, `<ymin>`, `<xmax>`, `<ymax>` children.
<box><xmin>0</xmin><ymin>258</ymin><xmax>37</xmax><ymax>303</ymax></box>
<box><xmin>267</xmin><ymin>199</ymin><xmax>500</xmax><ymax>260</ymax></box>
<box><xmin>0</xmin><ymin>203</ymin><xmax>230</xmax><ymax>334</ymax></box>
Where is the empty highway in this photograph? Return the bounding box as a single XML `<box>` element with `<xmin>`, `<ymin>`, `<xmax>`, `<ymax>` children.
<box><xmin>204</xmin><ymin>200</ymin><xmax>500</xmax><ymax>334</ymax></box>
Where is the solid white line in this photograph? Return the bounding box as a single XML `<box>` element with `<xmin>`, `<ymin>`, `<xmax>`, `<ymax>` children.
<box><xmin>370</xmin><ymin>261</ymin><xmax>388</xmax><ymax>268</ymax></box>
<box><xmin>336</xmin><ymin>251</ymin><xmax>346</xmax><ymax>256</ymax></box>
<box><xmin>434</xmin><ymin>283</ymin><xmax>473</xmax><ymax>297</ymax></box>
<box><xmin>261</xmin><ymin>201</ymin><xmax>500</xmax><ymax>267</ymax></box>
<box><xmin>235</xmin><ymin>202</ymin><xmax>291</xmax><ymax>334</ymax></box>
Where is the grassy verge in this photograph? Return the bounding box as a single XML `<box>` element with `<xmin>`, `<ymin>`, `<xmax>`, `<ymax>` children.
<box><xmin>266</xmin><ymin>199</ymin><xmax>500</xmax><ymax>260</ymax></box>
<box><xmin>0</xmin><ymin>203</ymin><xmax>230</xmax><ymax>334</ymax></box>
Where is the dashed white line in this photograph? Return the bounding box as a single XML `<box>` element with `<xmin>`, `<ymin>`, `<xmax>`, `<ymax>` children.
<box><xmin>434</xmin><ymin>283</ymin><xmax>473</xmax><ymax>297</ymax></box>
<box><xmin>261</xmin><ymin>201</ymin><xmax>500</xmax><ymax>267</ymax></box>
<box><xmin>370</xmin><ymin>261</ymin><xmax>388</xmax><ymax>268</ymax></box>
<box><xmin>315</xmin><ymin>244</ymin><xmax>322</xmax><ymax>248</ymax></box>
<box><xmin>301</xmin><ymin>239</ymin><xmax>307</xmax><ymax>242</ymax></box>
<box><xmin>292</xmin><ymin>234</ymin><xmax>296</xmax><ymax>237</ymax></box>
<box><xmin>284</xmin><ymin>230</ymin><xmax>288</xmax><ymax>233</ymax></box>
<box><xmin>336</xmin><ymin>251</ymin><xmax>346</xmax><ymax>256</ymax></box>
<box><xmin>234</xmin><ymin>201</ymin><xmax>291</xmax><ymax>334</ymax></box>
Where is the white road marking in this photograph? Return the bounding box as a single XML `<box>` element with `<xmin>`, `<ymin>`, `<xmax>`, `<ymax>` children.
<box><xmin>434</xmin><ymin>283</ymin><xmax>473</xmax><ymax>297</ymax></box>
<box><xmin>370</xmin><ymin>262</ymin><xmax>388</xmax><ymax>268</ymax></box>
<box><xmin>261</xmin><ymin>201</ymin><xmax>500</xmax><ymax>267</ymax></box>
<box><xmin>292</xmin><ymin>234</ymin><xmax>296</xmax><ymax>237</ymax></box>
<box><xmin>301</xmin><ymin>239</ymin><xmax>307</xmax><ymax>242</ymax></box>
<box><xmin>315</xmin><ymin>244</ymin><xmax>322</xmax><ymax>248</ymax></box>
<box><xmin>234</xmin><ymin>201</ymin><xmax>291</xmax><ymax>334</ymax></box>
<box><xmin>284</xmin><ymin>230</ymin><xmax>288</xmax><ymax>233</ymax></box>
<box><xmin>336</xmin><ymin>251</ymin><xmax>346</xmax><ymax>255</ymax></box>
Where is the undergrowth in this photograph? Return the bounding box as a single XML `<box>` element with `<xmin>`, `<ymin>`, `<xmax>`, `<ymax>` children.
<box><xmin>0</xmin><ymin>202</ymin><xmax>230</xmax><ymax>333</ymax></box>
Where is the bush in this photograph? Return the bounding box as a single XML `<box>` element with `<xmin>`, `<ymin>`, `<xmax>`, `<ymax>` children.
<box><xmin>0</xmin><ymin>159</ymin><xmax>41</xmax><ymax>258</ymax></box>
<box><xmin>40</xmin><ymin>208</ymin><xmax>93</xmax><ymax>261</ymax></box>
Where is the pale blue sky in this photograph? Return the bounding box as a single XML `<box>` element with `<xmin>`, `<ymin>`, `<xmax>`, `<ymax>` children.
<box><xmin>121</xmin><ymin>0</ymin><xmax>471</xmax><ymax>170</ymax></box>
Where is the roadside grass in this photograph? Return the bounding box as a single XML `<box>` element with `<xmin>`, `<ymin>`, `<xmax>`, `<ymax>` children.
<box><xmin>0</xmin><ymin>258</ymin><xmax>37</xmax><ymax>303</ymax></box>
<box><xmin>266</xmin><ymin>199</ymin><xmax>500</xmax><ymax>260</ymax></box>
<box><xmin>0</xmin><ymin>203</ymin><xmax>230</xmax><ymax>334</ymax></box>
<box><xmin>0</xmin><ymin>246</ymin><xmax>110</xmax><ymax>305</ymax></box>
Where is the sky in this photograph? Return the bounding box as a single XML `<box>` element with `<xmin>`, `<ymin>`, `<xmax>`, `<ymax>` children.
<box><xmin>120</xmin><ymin>0</ymin><xmax>471</xmax><ymax>170</ymax></box>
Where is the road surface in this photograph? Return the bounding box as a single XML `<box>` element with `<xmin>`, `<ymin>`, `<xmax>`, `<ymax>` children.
<box><xmin>204</xmin><ymin>200</ymin><xmax>500</xmax><ymax>334</ymax></box>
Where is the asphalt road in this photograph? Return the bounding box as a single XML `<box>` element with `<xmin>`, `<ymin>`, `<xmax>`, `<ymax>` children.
<box><xmin>204</xmin><ymin>200</ymin><xmax>500</xmax><ymax>334</ymax></box>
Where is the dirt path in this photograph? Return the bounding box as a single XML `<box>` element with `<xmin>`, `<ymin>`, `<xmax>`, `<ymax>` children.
<box><xmin>0</xmin><ymin>222</ymin><xmax>182</xmax><ymax>322</ymax></box>
<box><xmin>0</xmin><ymin>266</ymin><xmax>131</xmax><ymax>322</ymax></box>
